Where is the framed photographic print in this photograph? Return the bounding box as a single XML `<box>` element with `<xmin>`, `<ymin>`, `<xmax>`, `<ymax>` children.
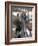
<box><xmin>5</xmin><ymin>1</ymin><xmax>37</xmax><ymax>45</ymax></box>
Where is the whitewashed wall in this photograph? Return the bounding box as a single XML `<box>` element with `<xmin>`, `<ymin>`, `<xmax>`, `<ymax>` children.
<box><xmin>37</xmin><ymin>3</ymin><xmax>38</xmax><ymax>42</ymax></box>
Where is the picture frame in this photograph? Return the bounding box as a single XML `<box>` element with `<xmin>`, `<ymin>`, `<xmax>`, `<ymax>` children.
<box><xmin>5</xmin><ymin>1</ymin><xmax>37</xmax><ymax>45</ymax></box>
